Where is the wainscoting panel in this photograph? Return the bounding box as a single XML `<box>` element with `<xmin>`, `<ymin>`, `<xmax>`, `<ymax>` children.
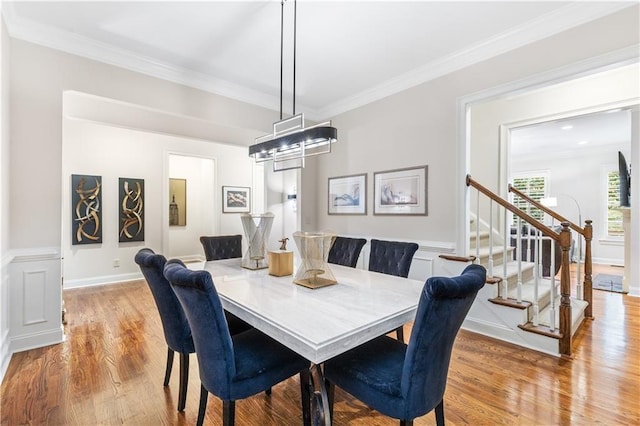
<box><xmin>9</xmin><ymin>248</ymin><xmax>64</xmax><ymax>354</ymax></box>
<box><xmin>22</xmin><ymin>269</ymin><xmax>47</xmax><ymax>325</ymax></box>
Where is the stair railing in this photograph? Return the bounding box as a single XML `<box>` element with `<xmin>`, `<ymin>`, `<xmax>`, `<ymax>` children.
<box><xmin>467</xmin><ymin>175</ymin><xmax>576</xmax><ymax>358</ymax></box>
<box><xmin>508</xmin><ymin>185</ymin><xmax>593</xmax><ymax>319</ymax></box>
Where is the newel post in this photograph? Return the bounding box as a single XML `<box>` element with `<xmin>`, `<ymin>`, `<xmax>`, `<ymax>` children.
<box><xmin>583</xmin><ymin>220</ymin><xmax>593</xmax><ymax>319</ymax></box>
<box><xmin>559</xmin><ymin>222</ymin><xmax>573</xmax><ymax>358</ymax></box>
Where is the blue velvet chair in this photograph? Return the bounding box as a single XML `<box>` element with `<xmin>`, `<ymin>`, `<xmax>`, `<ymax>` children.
<box><xmin>163</xmin><ymin>259</ymin><xmax>312</xmax><ymax>426</ymax></box>
<box><xmin>200</xmin><ymin>235</ymin><xmax>242</xmax><ymax>261</ymax></box>
<box><xmin>134</xmin><ymin>248</ymin><xmax>251</xmax><ymax>412</ymax></box>
<box><xmin>328</xmin><ymin>236</ymin><xmax>367</xmax><ymax>268</ymax></box>
<box><xmin>368</xmin><ymin>239</ymin><xmax>419</xmax><ymax>342</ymax></box>
<box><xmin>324</xmin><ymin>264</ymin><xmax>486</xmax><ymax>426</ymax></box>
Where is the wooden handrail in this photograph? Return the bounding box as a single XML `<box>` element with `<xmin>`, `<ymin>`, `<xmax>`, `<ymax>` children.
<box><xmin>467</xmin><ymin>174</ymin><xmax>585</xmax><ymax>358</ymax></box>
<box><xmin>466</xmin><ymin>175</ymin><xmax>559</xmax><ymax>241</ymax></box>
<box><xmin>508</xmin><ymin>185</ymin><xmax>585</xmax><ymax>235</ymax></box>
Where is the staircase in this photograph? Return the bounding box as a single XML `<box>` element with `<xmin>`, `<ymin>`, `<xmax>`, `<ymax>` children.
<box><xmin>446</xmin><ymin>175</ymin><xmax>594</xmax><ymax>358</ymax></box>
<box><xmin>461</xmin><ymin>229</ymin><xmax>589</xmax><ymax>357</ymax></box>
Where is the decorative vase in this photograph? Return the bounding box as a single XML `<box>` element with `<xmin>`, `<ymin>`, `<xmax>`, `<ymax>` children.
<box><xmin>241</xmin><ymin>213</ymin><xmax>274</xmax><ymax>270</ymax></box>
<box><xmin>292</xmin><ymin>231</ymin><xmax>337</xmax><ymax>288</ymax></box>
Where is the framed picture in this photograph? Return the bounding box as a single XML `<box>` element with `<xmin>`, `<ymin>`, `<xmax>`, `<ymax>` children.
<box><xmin>328</xmin><ymin>173</ymin><xmax>367</xmax><ymax>215</ymax></box>
<box><xmin>373</xmin><ymin>165</ymin><xmax>428</xmax><ymax>215</ymax></box>
<box><xmin>169</xmin><ymin>178</ymin><xmax>187</xmax><ymax>226</ymax></box>
<box><xmin>223</xmin><ymin>186</ymin><xmax>251</xmax><ymax>213</ymax></box>
<box><xmin>72</xmin><ymin>174</ymin><xmax>103</xmax><ymax>245</ymax></box>
<box><xmin>119</xmin><ymin>177</ymin><xmax>144</xmax><ymax>242</ymax></box>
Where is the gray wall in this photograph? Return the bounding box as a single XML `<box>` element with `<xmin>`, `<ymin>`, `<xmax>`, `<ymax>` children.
<box><xmin>311</xmin><ymin>6</ymin><xmax>639</xmax><ymax>252</ymax></box>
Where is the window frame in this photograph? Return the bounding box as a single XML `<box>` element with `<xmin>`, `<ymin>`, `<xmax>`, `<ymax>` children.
<box><xmin>603</xmin><ymin>165</ymin><xmax>625</xmax><ymax>240</ymax></box>
<box><xmin>510</xmin><ymin>170</ymin><xmax>550</xmax><ymax>225</ymax></box>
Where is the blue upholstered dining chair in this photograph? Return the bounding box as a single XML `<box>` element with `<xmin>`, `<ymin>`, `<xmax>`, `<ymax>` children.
<box><xmin>134</xmin><ymin>248</ymin><xmax>251</xmax><ymax>412</ymax></box>
<box><xmin>163</xmin><ymin>259</ymin><xmax>312</xmax><ymax>426</ymax></box>
<box><xmin>368</xmin><ymin>239</ymin><xmax>420</xmax><ymax>342</ymax></box>
<box><xmin>328</xmin><ymin>236</ymin><xmax>367</xmax><ymax>268</ymax></box>
<box><xmin>199</xmin><ymin>234</ymin><xmax>243</xmax><ymax>261</ymax></box>
<box><xmin>324</xmin><ymin>264</ymin><xmax>486</xmax><ymax>426</ymax></box>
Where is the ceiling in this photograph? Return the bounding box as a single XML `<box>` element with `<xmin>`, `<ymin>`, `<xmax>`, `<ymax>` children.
<box><xmin>2</xmin><ymin>1</ymin><xmax>636</xmax><ymax>120</ymax></box>
<box><xmin>511</xmin><ymin>108</ymin><xmax>632</xmax><ymax>158</ymax></box>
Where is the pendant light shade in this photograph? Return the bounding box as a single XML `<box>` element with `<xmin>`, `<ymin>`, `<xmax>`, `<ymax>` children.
<box><xmin>249</xmin><ymin>0</ymin><xmax>337</xmax><ymax>171</ymax></box>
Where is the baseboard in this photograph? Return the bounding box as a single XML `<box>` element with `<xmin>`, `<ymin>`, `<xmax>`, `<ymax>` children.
<box><xmin>462</xmin><ymin>317</ymin><xmax>560</xmax><ymax>357</ymax></box>
<box><xmin>10</xmin><ymin>326</ymin><xmax>65</xmax><ymax>355</ymax></box>
<box><xmin>0</xmin><ymin>328</ymin><xmax>10</xmax><ymax>384</ymax></box>
<box><xmin>64</xmin><ymin>272</ymin><xmax>143</xmax><ymax>289</ymax></box>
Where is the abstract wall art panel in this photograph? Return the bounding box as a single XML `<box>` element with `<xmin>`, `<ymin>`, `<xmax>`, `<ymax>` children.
<box><xmin>119</xmin><ymin>177</ymin><xmax>145</xmax><ymax>242</ymax></box>
<box><xmin>72</xmin><ymin>174</ymin><xmax>102</xmax><ymax>245</ymax></box>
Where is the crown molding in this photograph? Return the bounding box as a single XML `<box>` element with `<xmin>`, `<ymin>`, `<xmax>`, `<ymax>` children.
<box><xmin>315</xmin><ymin>2</ymin><xmax>637</xmax><ymax>119</ymax></box>
<box><xmin>3</xmin><ymin>2</ymin><xmax>635</xmax><ymax>122</ymax></box>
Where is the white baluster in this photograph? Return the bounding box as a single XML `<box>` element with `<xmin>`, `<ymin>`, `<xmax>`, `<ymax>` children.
<box><xmin>516</xmin><ymin>217</ymin><xmax>522</xmax><ymax>303</ymax></box>
<box><xmin>532</xmin><ymin>230</ymin><xmax>540</xmax><ymax>326</ymax></box>
<box><xmin>475</xmin><ymin>190</ymin><xmax>480</xmax><ymax>263</ymax></box>
<box><xmin>502</xmin><ymin>208</ymin><xmax>508</xmax><ymax>299</ymax></box>
<box><xmin>549</xmin><ymin>240</ymin><xmax>556</xmax><ymax>331</ymax></box>
<box><xmin>488</xmin><ymin>200</ymin><xmax>494</xmax><ymax>277</ymax></box>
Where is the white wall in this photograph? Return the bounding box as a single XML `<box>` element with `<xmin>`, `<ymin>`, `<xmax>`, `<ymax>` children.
<box><xmin>471</xmin><ymin>65</ymin><xmax>638</xmax><ymax>267</ymax></box>
<box><xmin>311</xmin><ymin>7</ymin><xmax>639</xmax><ymax>273</ymax></box>
<box><xmin>168</xmin><ymin>154</ymin><xmax>215</xmax><ymax>261</ymax></box>
<box><xmin>0</xmin><ymin>9</ymin><xmax>12</xmax><ymax>380</ymax></box>
<box><xmin>62</xmin><ymin>115</ymin><xmax>254</xmax><ymax>288</ymax></box>
<box><xmin>511</xmin><ymin>143</ymin><xmax>630</xmax><ymax>264</ymax></box>
<box><xmin>10</xmin><ymin>38</ymin><xmax>277</xmax><ymax>251</ymax></box>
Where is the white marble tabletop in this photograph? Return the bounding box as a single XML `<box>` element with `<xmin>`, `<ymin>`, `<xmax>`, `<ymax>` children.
<box><xmin>198</xmin><ymin>258</ymin><xmax>425</xmax><ymax>364</ymax></box>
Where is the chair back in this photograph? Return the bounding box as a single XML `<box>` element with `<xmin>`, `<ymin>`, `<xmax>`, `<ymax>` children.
<box><xmin>401</xmin><ymin>264</ymin><xmax>486</xmax><ymax>418</ymax></box>
<box><xmin>200</xmin><ymin>235</ymin><xmax>242</xmax><ymax>261</ymax></box>
<box><xmin>328</xmin><ymin>236</ymin><xmax>367</xmax><ymax>268</ymax></box>
<box><xmin>134</xmin><ymin>248</ymin><xmax>194</xmax><ymax>354</ymax></box>
<box><xmin>368</xmin><ymin>239</ymin><xmax>419</xmax><ymax>278</ymax></box>
<box><xmin>163</xmin><ymin>259</ymin><xmax>236</xmax><ymax>399</ymax></box>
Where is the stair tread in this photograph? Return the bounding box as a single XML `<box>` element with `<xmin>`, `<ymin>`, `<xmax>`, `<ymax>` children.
<box><xmin>536</xmin><ymin>297</ymin><xmax>589</xmax><ymax>328</ymax></box>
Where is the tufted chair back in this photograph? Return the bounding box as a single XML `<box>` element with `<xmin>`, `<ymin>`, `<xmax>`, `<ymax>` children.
<box><xmin>400</xmin><ymin>264</ymin><xmax>486</xmax><ymax>419</ymax></box>
<box><xmin>134</xmin><ymin>248</ymin><xmax>194</xmax><ymax>354</ymax></box>
<box><xmin>200</xmin><ymin>235</ymin><xmax>242</xmax><ymax>261</ymax></box>
<box><xmin>368</xmin><ymin>239</ymin><xmax>419</xmax><ymax>278</ymax></box>
<box><xmin>163</xmin><ymin>259</ymin><xmax>236</xmax><ymax>398</ymax></box>
<box><xmin>324</xmin><ymin>264</ymin><xmax>486</xmax><ymax>424</ymax></box>
<box><xmin>328</xmin><ymin>236</ymin><xmax>367</xmax><ymax>268</ymax></box>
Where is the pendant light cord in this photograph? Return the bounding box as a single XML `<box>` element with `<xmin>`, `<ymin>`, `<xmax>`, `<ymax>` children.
<box><xmin>280</xmin><ymin>1</ymin><xmax>284</xmax><ymax>120</ymax></box>
<box><xmin>293</xmin><ymin>0</ymin><xmax>297</xmax><ymax>116</ymax></box>
<box><xmin>279</xmin><ymin>0</ymin><xmax>297</xmax><ymax>119</ymax></box>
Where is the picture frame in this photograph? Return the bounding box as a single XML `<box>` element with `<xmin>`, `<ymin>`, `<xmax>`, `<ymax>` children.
<box><xmin>223</xmin><ymin>186</ymin><xmax>251</xmax><ymax>213</ymax></box>
<box><xmin>373</xmin><ymin>165</ymin><xmax>428</xmax><ymax>215</ymax></box>
<box><xmin>169</xmin><ymin>178</ymin><xmax>187</xmax><ymax>226</ymax></box>
<box><xmin>119</xmin><ymin>177</ymin><xmax>144</xmax><ymax>242</ymax></box>
<box><xmin>71</xmin><ymin>174</ymin><xmax>103</xmax><ymax>245</ymax></box>
<box><xmin>328</xmin><ymin>173</ymin><xmax>367</xmax><ymax>215</ymax></box>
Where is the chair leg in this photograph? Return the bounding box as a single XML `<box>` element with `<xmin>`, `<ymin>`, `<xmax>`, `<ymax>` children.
<box><xmin>396</xmin><ymin>326</ymin><xmax>404</xmax><ymax>343</ymax></box>
<box><xmin>435</xmin><ymin>399</ymin><xmax>445</xmax><ymax>426</ymax></box>
<box><xmin>197</xmin><ymin>384</ymin><xmax>208</xmax><ymax>426</ymax></box>
<box><xmin>300</xmin><ymin>369</ymin><xmax>311</xmax><ymax>426</ymax></box>
<box><xmin>400</xmin><ymin>420</ymin><xmax>413</xmax><ymax>426</ymax></box>
<box><xmin>325</xmin><ymin>378</ymin><xmax>335</xmax><ymax>422</ymax></box>
<box><xmin>164</xmin><ymin>347</ymin><xmax>174</xmax><ymax>386</ymax></box>
<box><xmin>177</xmin><ymin>353</ymin><xmax>189</xmax><ymax>412</ymax></box>
<box><xmin>265</xmin><ymin>387</ymin><xmax>272</xmax><ymax>396</ymax></box>
<box><xmin>223</xmin><ymin>400</ymin><xmax>235</xmax><ymax>426</ymax></box>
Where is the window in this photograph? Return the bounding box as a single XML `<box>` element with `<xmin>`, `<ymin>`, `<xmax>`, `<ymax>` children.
<box><xmin>511</xmin><ymin>172</ymin><xmax>548</xmax><ymax>224</ymax></box>
<box><xmin>606</xmin><ymin>170</ymin><xmax>624</xmax><ymax>237</ymax></box>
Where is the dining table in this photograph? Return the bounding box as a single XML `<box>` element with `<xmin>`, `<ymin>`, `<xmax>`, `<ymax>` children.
<box><xmin>195</xmin><ymin>257</ymin><xmax>425</xmax><ymax>425</ymax></box>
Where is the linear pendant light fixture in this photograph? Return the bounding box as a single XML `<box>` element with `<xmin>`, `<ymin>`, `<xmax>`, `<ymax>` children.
<box><xmin>249</xmin><ymin>0</ymin><xmax>337</xmax><ymax>172</ymax></box>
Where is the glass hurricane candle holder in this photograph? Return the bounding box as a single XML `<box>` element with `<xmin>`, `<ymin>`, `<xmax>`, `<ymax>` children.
<box><xmin>241</xmin><ymin>212</ymin><xmax>274</xmax><ymax>270</ymax></box>
<box><xmin>292</xmin><ymin>231</ymin><xmax>337</xmax><ymax>288</ymax></box>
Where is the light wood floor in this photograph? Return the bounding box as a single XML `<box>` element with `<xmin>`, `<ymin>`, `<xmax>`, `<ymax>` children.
<box><xmin>2</xmin><ymin>265</ymin><xmax>638</xmax><ymax>425</ymax></box>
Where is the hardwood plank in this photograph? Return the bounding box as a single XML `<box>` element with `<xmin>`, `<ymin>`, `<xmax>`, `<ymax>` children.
<box><xmin>1</xmin><ymin>264</ymin><xmax>638</xmax><ymax>425</ymax></box>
